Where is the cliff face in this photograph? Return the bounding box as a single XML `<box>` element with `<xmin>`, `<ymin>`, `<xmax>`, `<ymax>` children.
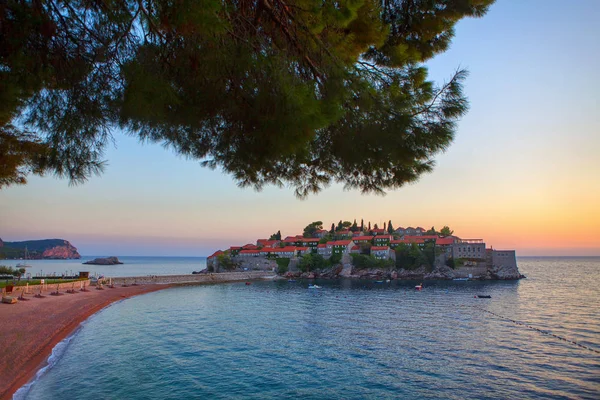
<box><xmin>42</xmin><ymin>242</ymin><xmax>81</xmax><ymax>259</ymax></box>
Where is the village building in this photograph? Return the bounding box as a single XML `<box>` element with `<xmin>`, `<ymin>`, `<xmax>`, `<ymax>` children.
<box><xmin>371</xmin><ymin>246</ymin><xmax>395</xmax><ymax>260</ymax></box>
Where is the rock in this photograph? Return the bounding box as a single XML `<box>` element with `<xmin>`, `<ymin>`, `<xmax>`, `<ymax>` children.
<box><xmin>83</xmin><ymin>257</ymin><xmax>123</xmax><ymax>265</ymax></box>
<box><xmin>488</xmin><ymin>263</ymin><xmax>525</xmax><ymax>280</ymax></box>
<box><xmin>43</xmin><ymin>243</ymin><xmax>81</xmax><ymax>259</ymax></box>
<box><xmin>424</xmin><ymin>265</ymin><xmax>455</xmax><ymax>280</ymax></box>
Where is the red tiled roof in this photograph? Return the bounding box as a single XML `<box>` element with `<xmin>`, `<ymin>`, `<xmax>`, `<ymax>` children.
<box><xmin>240</xmin><ymin>249</ymin><xmax>260</xmax><ymax>254</ymax></box>
<box><xmin>373</xmin><ymin>235</ymin><xmax>393</xmax><ymax>240</ymax></box>
<box><xmin>283</xmin><ymin>236</ymin><xmax>298</xmax><ymax>242</ymax></box>
<box><xmin>270</xmin><ymin>246</ymin><xmax>297</xmax><ymax>253</ymax></box>
<box><xmin>317</xmin><ymin>244</ymin><xmax>327</xmax><ymax>248</ymax></box>
<box><xmin>436</xmin><ymin>237</ymin><xmax>455</xmax><ymax>245</ymax></box>
<box><xmin>229</xmin><ymin>246</ymin><xmax>242</xmax><ymax>250</ymax></box>
<box><xmin>242</xmin><ymin>244</ymin><xmax>259</xmax><ymax>249</ymax></box>
<box><xmin>296</xmin><ymin>246</ymin><xmax>309</xmax><ymax>251</ymax></box>
<box><xmin>331</xmin><ymin>240</ymin><xmax>352</xmax><ymax>246</ymax></box>
<box><xmin>257</xmin><ymin>239</ymin><xmax>279</xmax><ymax>247</ymax></box>
<box><xmin>371</xmin><ymin>246</ymin><xmax>390</xmax><ymax>251</ymax></box>
<box><xmin>208</xmin><ymin>250</ymin><xmax>223</xmax><ymax>258</ymax></box>
<box><xmin>416</xmin><ymin>227</ymin><xmax>426</xmax><ymax>231</ymax></box>
<box><xmin>351</xmin><ymin>245</ymin><xmax>360</xmax><ymax>250</ymax></box>
<box><xmin>370</xmin><ymin>229</ymin><xmax>385</xmax><ymax>233</ymax></box>
<box><xmin>298</xmin><ymin>238</ymin><xmax>320</xmax><ymax>243</ymax></box>
<box><xmin>353</xmin><ymin>236</ymin><xmax>374</xmax><ymax>241</ymax></box>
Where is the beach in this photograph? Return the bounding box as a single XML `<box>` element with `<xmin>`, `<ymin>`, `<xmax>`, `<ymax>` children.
<box><xmin>0</xmin><ymin>284</ymin><xmax>171</xmax><ymax>400</ymax></box>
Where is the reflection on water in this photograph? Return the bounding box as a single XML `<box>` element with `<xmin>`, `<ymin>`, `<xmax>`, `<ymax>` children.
<box><xmin>21</xmin><ymin>257</ymin><xmax>600</xmax><ymax>399</ymax></box>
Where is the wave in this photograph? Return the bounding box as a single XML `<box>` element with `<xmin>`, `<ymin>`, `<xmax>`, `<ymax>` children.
<box><xmin>12</xmin><ymin>323</ymin><xmax>85</xmax><ymax>400</ymax></box>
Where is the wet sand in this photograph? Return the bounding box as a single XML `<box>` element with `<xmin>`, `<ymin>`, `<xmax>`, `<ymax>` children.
<box><xmin>0</xmin><ymin>284</ymin><xmax>172</xmax><ymax>400</ymax></box>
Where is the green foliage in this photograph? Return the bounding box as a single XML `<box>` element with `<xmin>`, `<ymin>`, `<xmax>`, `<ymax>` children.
<box><xmin>359</xmin><ymin>243</ymin><xmax>372</xmax><ymax>255</ymax></box>
<box><xmin>446</xmin><ymin>257</ymin><xmax>456</xmax><ymax>269</ymax></box>
<box><xmin>395</xmin><ymin>243</ymin><xmax>428</xmax><ymax>271</ymax></box>
<box><xmin>276</xmin><ymin>258</ymin><xmax>290</xmax><ymax>274</ymax></box>
<box><xmin>440</xmin><ymin>226</ymin><xmax>454</xmax><ymax>236</ymax></box>
<box><xmin>329</xmin><ymin>252</ymin><xmax>342</xmax><ymax>266</ymax></box>
<box><xmin>269</xmin><ymin>230</ymin><xmax>282</xmax><ymax>240</ymax></box>
<box><xmin>303</xmin><ymin>221</ymin><xmax>323</xmax><ymax>238</ymax></box>
<box><xmin>298</xmin><ymin>253</ymin><xmax>326</xmax><ymax>273</ymax></box>
<box><xmin>319</xmin><ymin>234</ymin><xmax>333</xmax><ymax>244</ymax></box>
<box><xmin>387</xmin><ymin>220</ymin><xmax>394</xmax><ymax>234</ymax></box>
<box><xmin>426</xmin><ymin>226</ymin><xmax>437</xmax><ymax>235</ymax></box>
<box><xmin>351</xmin><ymin>219</ymin><xmax>359</xmax><ymax>232</ymax></box>
<box><xmin>351</xmin><ymin>254</ymin><xmax>394</xmax><ymax>270</ymax></box>
<box><xmin>216</xmin><ymin>253</ymin><xmax>237</xmax><ymax>271</ymax></box>
<box><xmin>1</xmin><ymin>0</ymin><xmax>493</xmax><ymax>195</ymax></box>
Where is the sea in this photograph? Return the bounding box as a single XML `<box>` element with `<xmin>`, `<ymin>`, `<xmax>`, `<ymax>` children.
<box><xmin>11</xmin><ymin>257</ymin><xmax>600</xmax><ymax>399</ymax></box>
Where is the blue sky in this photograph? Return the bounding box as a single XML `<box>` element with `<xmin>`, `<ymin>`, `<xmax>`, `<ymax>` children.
<box><xmin>1</xmin><ymin>0</ymin><xmax>599</xmax><ymax>256</ymax></box>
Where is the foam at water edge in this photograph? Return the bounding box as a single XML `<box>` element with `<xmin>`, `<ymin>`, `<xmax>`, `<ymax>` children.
<box><xmin>12</xmin><ymin>322</ymin><xmax>86</xmax><ymax>400</ymax></box>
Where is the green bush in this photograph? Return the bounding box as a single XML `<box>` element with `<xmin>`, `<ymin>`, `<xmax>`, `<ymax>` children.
<box><xmin>298</xmin><ymin>253</ymin><xmax>326</xmax><ymax>272</ymax></box>
<box><xmin>328</xmin><ymin>252</ymin><xmax>342</xmax><ymax>266</ymax></box>
<box><xmin>276</xmin><ymin>258</ymin><xmax>290</xmax><ymax>274</ymax></box>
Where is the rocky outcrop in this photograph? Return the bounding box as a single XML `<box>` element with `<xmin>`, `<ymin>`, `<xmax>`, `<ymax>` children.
<box><xmin>424</xmin><ymin>265</ymin><xmax>456</xmax><ymax>280</ymax></box>
<box><xmin>83</xmin><ymin>257</ymin><xmax>123</xmax><ymax>265</ymax></box>
<box><xmin>42</xmin><ymin>242</ymin><xmax>81</xmax><ymax>259</ymax></box>
<box><xmin>487</xmin><ymin>263</ymin><xmax>525</xmax><ymax>280</ymax></box>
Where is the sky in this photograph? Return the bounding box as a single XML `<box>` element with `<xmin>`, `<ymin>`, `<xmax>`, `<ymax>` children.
<box><xmin>1</xmin><ymin>0</ymin><xmax>599</xmax><ymax>257</ymax></box>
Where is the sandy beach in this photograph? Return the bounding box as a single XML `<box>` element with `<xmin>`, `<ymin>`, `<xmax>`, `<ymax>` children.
<box><xmin>0</xmin><ymin>284</ymin><xmax>171</xmax><ymax>400</ymax></box>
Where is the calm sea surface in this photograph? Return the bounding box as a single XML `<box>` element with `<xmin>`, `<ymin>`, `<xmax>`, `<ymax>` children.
<box><xmin>15</xmin><ymin>257</ymin><xmax>600</xmax><ymax>399</ymax></box>
<box><xmin>2</xmin><ymin>256</ymin><xmax>208</xmax><ymax>278</ymax></box>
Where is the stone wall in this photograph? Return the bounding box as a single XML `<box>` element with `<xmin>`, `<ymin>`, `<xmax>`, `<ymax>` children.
<box><xmin>110</xmin><ymin>271</ymin><xmax>274</xmax><ymax>285</ymax></box>
<box><xmin>4</xmin><ymin>279</ymin><xmax>91</xmax><ymax>294</ymax></box>
<box><xmin>452</xmin><ymin>265</ymin><xmax>488</xmax><ymax>279</ymax></box>
<box><xmin>229</xmin><ymin>256</ymin><xmax>277</xmax><ymax>272</ymax></box>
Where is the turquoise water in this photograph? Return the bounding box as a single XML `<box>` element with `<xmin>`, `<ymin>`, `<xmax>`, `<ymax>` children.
<box><xmin>16</xmin><ymin>257</ymin><xmax>600</xmax><ymax>399</ymax></box>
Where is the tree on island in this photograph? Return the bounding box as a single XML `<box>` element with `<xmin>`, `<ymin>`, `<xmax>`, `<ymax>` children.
<box><xmin>269</xmin><ymin>230</ymin><xmax>282</xmax><ymax>241</ymax></box>
<box><xmin>0</xmin><ymin>0</ymin><xmax>493</xmax><ymax>196</ymax></box>
<box><xmin>330</xmin><ymin>223</ymin><xmax>335</xmax><ymax>234</ymax></box>
<box><xmin>388</xmin><ymin>220</ymin><xmax>394</xmax><ymax>234</ymax></box>
<box><xmin>440</xmin><ymin>226</ymin><xmax>454</xmax><ymax>236</ymax></box>
<box><xmin>360</xmin><ymin>219</ymin><xmax>364</xmax><ymax>232</ymax></box>
<box><xmin>426</xmin><ymin>226</ymin><xmax>437</xmax><ymax>235</ymax></box>
<box><xmin>303</xmin><ymin>221</ymin><xmax>323</xmax><ymax>238</ymax></box>
<box><xmin>368</xmin><ymin>222</ymin><xmax>371</xmax><ymax>231</ymax></box>
<box><xmin>350</xmin><ymin>219</ymin><xmax>359</xmax><ymax>232</ymax></box>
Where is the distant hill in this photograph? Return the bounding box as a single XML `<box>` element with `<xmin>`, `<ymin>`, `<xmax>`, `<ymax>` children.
<box><xmin>0</xmin><ymin>239</ymin><xmax>81</xmax><ymax>260</ymax></box>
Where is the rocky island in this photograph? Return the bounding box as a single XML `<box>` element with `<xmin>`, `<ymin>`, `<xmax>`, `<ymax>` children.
<box><xmin>206</xmin><ymin>220</ymin><xmax>524</xmax><ymax>281</ymax></box>
<box><xmin>83</xmin><ymin>257</ymin><xmax>123</xmax><ymax>265</ymax></box>
<box><xmin>0</xmin><ymin>238</ymin><xmax>81</xmax><ymax>259</ymax></box>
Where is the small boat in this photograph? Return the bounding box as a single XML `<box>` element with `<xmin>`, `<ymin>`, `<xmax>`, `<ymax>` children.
<box><xmin>308</xmin><ymin>284</ymin><xmax>321</xmax><ymax>289</ymax></box>
<box><xmin>375</xmin><ymin>280</ymin><xmax>384</xmax><ymax>283</ymax></box>
<box><xmin>476</xmin><ymin>295</ymin><xmax>491</xmax><ymax>299</ymax></box>
<box><xmin>453</xmin><ymin>278</ymin><xmax>469</xmax><ymax>281</ymax></box>
<box><xmin>415</xmin><ymin>283</ymin><xmax>423</xmax><ymax>291</ymax></box>
<box><xmin>287</xmin><ymin>279</ymin><xmax>296</xmax><ymax>282</ymax></box>
<box><xmin>16</xmin><ymin>247</ymin><xmax>32</xmax><ymax>268</ymax></box>
<box><xmin>245</xmin><ymin>282</ymin><xmax>252</xmax><ymax>285</ymax></box>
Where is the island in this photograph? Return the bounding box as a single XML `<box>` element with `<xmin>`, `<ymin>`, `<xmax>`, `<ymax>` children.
<box><xmin>83</xmin><ymin>257</ymin><xmax>124</xmax><ymax>265</ymax></box>
<box><xmin>206</xmin><ymin>220</ymin><xmax>524</xmax><ymax>281</ymax></box>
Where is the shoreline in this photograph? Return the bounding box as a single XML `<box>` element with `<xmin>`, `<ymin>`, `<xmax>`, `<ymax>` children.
<box><xmin>0</xmin><ymin>284</ymin><xmax>171</xmax><ymax>400</ymax></box>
